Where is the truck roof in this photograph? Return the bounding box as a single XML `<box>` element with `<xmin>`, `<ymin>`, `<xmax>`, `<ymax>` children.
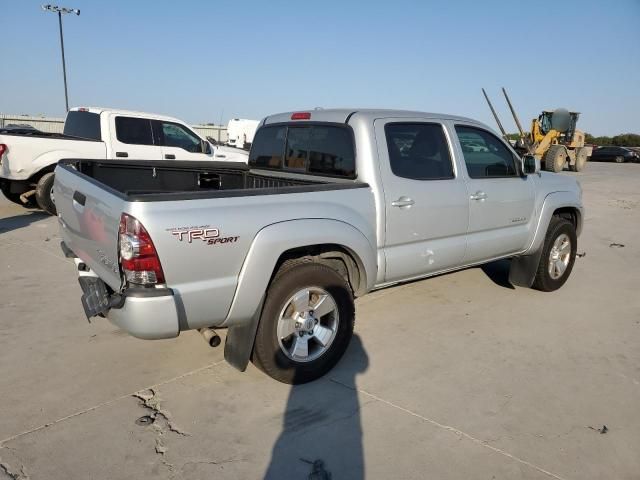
<box><xmin>262</xmin><ymin>108</ymin><xmax>484</xmax><ymax>126</ymax></box>
<box><xmin>69</xmin><ymin>107</ymin><xmax>186</xmax><ymax>124</ymax></box>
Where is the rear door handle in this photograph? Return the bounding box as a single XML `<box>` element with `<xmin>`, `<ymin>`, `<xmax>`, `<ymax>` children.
<box><xmin>164</xmin><ymin>154</ymin><xmax>175</xmax><ymax>159</ymax></box>
<box><xmin>116</xmin><ymin>151</ymin><xmax>128</xmax><ymax>158</ymax></box>
<box><xmin>470</xmin><ymin>191</ymin><xmax>488</xmax><ymax>201</ymax></box>
<box><xmin>391</xmin><ymin>197</ymin><xmax>415</xmax><ymax>208</ymax></box>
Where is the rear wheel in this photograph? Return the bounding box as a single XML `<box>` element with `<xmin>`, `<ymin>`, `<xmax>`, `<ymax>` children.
<box><xmin>544</xmin><ymin>145</ymin><xmax>567</xmax><ymax>173</ymax></box>
<box><xmin>252</xmin><ymin>261</ymin><xmax>354</xmax><ymax>384</ymax></box>
<box><xmin>532</xmin><ymin>217</ymin><xmax>577</xmax><ymax>292</ymax></box>
<box><xmin>570</xmin><ymin>148</ymin><xmax>588</xmax><ymax>172</ymax></box>
<box><xmin>35</xmin><ymin>172</ymin><xmax>56</xmax><ymax>215</ymax></box>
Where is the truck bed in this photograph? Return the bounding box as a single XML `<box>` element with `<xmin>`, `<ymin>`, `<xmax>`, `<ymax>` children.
<box><xmin>59</xmin><ymin>159</ymin><xmax>361</xmax><ymax>201</ymax></box>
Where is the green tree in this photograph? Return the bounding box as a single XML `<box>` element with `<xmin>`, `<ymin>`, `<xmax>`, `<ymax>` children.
<box><xmin>584</xmin><ymin>133</ymin><xmax>640</xmax><ymax>147</ymax></box>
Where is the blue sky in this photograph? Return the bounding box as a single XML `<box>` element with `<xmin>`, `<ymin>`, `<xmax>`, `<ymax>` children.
<box><xmin>1</xmin><ymin>0</ymin><xmax>638</xmax><ymax>135</ymax></box>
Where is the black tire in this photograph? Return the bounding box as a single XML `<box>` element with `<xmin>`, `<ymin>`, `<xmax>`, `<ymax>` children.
<box><xmin>35</xmin><ymin>172</ymin><xmax>56</xmax><ymax>215</ymax></box>
<box><xmin>544</xmin><ymin>145</ymin><xmax>567</xmax><ymax>173</ymax></box>
<box><xmin>252</xmin><ymin>262</ymin><xmax>355</xmax><ymax>384</ymax></box>
<box><xmin>0</xmin><ymin>181</ymin><xmax>36</xmax><ymax>207</ymax></box>
<box><xmin>532</xmin><ymin>217</ymin><xmax>577</xmax><ymax>292</ymax></box>
<box><xmin>615</xmin><ymin>156</ymin><xmax>624</xmax><ymax>164</ymax></box>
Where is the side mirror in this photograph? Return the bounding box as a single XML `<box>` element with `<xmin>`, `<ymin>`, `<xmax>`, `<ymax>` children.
<box><xmin>202</xmin><ymin>140</ymin><xmax>212</xmax><ymax>155</ymax></box>
<box><xmin>522</xmin><ymin>154</ymin><xmax>540</xmax><ymax>175</ymax></box>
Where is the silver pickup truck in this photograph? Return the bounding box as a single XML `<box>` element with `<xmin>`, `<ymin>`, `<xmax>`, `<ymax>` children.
<box><xmin>55</xmin><ymin>109</ymin><xmax>583</xmax><ymax>384</ymax></box>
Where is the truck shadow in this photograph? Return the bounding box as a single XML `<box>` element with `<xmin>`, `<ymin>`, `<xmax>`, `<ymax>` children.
<box><xmin>264</xmin><ymin>334</ymin><xmax>369</xmax><ymax>480</ymax></box>
<box><xmin>0</xmin><ymin>211</ymin><xmax>49</xmax><ymax>234</ymax></box>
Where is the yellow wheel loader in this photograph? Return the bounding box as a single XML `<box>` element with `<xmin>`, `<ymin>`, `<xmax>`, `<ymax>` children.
<box><xmin>482</xmin><ymin>88</ymin><xmax>591</xmax><ymax>172</ymax></box>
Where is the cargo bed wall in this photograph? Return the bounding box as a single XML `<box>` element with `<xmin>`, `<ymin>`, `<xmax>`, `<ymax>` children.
<box><xmin>68</xmin><ymin>160</ymin><xmax>316</xmax><ymax>197</ymax></box>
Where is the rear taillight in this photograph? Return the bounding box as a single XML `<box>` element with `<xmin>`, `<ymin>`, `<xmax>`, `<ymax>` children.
<box><xmin>0</xmin><ymin>144</ymin><xmax>7</xmax><ymax>157</ymax></box>
<box><xmin>118</xmin><ymin>213</ymin><xmax>165</xmax><ymax>285</ymax></box>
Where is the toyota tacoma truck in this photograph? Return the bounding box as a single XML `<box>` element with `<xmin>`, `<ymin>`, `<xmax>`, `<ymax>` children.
<box><xmin>0</xmin><ymin>107</ymin><xmax>248</xmax><ymax>215</ymax></box>
<box><xmin>55</xmin><ymin>109</ymin><xmax>583</xmax><ymax>384</ymax></box>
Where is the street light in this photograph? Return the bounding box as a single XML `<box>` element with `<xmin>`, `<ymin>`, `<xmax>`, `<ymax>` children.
<box><xmin>42</xmin><ymin>4</ymin><xmax>80</xmax><ymax>112</ymax></box>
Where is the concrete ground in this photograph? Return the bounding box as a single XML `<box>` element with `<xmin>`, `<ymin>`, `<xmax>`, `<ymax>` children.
<box><xmin>1</xmin><ymin>162</ymin><xmax>639</xmax><ymax>480</ymax></box>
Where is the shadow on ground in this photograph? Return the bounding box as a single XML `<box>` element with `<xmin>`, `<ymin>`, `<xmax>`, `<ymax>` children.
<box><xmin>0</xmin><ymin>211</ymin><xmax>49</xmax><ymax>234</ymax></box>
<box><xmin>264</xmin><ymin>334</ymin><xmax>369</xmax><ymax>480</ymax></box>
<box><xmin>480</xmin><ymin>259</ymin><xmax>515</xmax><ymax>290</ymax></box>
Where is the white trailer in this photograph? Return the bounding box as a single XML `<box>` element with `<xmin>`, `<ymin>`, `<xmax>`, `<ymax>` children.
<box><xmin>226</xmin><ymin>119</ymin><xmax>259</xmax><ymax>150</ymax></box>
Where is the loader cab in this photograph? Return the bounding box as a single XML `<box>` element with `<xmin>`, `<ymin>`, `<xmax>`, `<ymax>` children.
<box><xmin>538</xmin><ymin>110</ymin><xmax>580</xmax><ymax>143</ymax></box>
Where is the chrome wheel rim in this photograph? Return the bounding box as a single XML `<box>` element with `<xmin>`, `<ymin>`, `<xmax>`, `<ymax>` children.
<box><xmin>50</xmin><ymin>186</ymin><xmax>55</xmax><ymax>204</ymax></box>
<box><xmin>548</xmin><ymin>233</ymin><xmax>571</xmax><ymax>280</ymax></box>
<box><xmin>277</xmin><ymin>287</ymin><xmax>339</xmax><ymax>363</ymax></box>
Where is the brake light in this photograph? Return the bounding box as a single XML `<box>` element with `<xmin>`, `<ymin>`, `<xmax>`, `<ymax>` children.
<box><xmin>0</xmin><ymin>144</ymin><xmax>7</xmax><ymax>157</ymax></box>
<box><xmin>118</xmin><ymin>213</ymin><xmax>165</xmax><ymax>285</ymax></box>
<box><xmin>291</xmin><ymin>112</ymin><xmax>311</xmax><ymax>120</ymax></box>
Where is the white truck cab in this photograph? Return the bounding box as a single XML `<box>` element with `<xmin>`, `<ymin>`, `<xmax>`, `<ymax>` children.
<box><xmin>0</xmin><ymin>107</ymin><xmax>248</xmax><ymax>214</ymax></box>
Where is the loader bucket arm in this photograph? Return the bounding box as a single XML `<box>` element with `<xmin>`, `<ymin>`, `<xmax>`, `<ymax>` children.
<box><xmin>482</xmin><ymin>88</ymin><xmax>509</xmax><ymax>142</ymax></box>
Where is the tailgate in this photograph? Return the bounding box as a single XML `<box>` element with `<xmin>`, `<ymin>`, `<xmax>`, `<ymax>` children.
<box><xmin>54</xmin><ymin>163</ymin><xmax>125</xmax><ymax>290</ymax></box>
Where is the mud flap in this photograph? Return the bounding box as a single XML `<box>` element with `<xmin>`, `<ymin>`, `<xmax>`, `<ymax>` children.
<box><xmin>223</xmin><ymin>297</ymin><xmax>265</xmax><ymax>372</ymax></box>
<box><xmin>508</xmin><ymin>248</ymin><xmax>543</xmax><ymax>288</ymax></box>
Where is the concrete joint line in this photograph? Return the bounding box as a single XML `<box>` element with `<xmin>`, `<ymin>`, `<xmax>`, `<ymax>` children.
<box><xmin>330</xmin><ymin>379</ymin><xmax>569</xmax><ymax>480</ymax></box>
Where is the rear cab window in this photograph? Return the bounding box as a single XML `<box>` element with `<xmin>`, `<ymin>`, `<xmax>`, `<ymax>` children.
<box><xmin>63</xmin><ymin>111</ymin><xmax>102</xmax><ymax>141</ymax></box>
<box><xmin>249</xmin><ymin>123</ymin><xmax>356</xmax><ymax>178</ymax></box>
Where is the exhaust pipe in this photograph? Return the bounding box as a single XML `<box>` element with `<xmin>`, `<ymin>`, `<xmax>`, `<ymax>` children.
<box><xmin>199</xmin><ymin>328</ymin><xmax>221</xmax><ymax>348</ymax></box>
<box><xmin>20</xmin><ymin>189</ymin><xmax>36</xmax><ymax>204</ymax></box>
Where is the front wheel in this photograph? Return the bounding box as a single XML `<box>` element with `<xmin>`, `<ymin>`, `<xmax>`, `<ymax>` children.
<box><xmin>615</xmin><ymin>156</ymin><xmax>625</xmax><ymax>164</ymax></box>
<box><xmin>532</xmin><ymin>217</ymin><xmax>577</xmax><ymax>292</ymax></box>
<box><xmin>544</xmin><ymin>145</ymin><xmax>567</xmax><ymax>173</ymax></box>
<box><xmin>252</xmin><ymin>261</ymin><xmax>354</xmax><ymax>384</ymax></box>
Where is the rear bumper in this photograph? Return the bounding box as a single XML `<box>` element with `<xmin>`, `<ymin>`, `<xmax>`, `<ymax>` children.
<box><xmin>107</xmin><ymin>288</ymin><xmax>180</xmax><ymax>340</ymax></box>
<box><xmin>62</xmin><ymin>240</ymin><xmax>181</xmax><ymax>340</ymax></box>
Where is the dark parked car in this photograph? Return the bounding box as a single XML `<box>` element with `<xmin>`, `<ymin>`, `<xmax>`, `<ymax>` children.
<box><xmin>589</xmin><ymin>146</ymin><xmax>639</xmax><ymax>163</ymax></box>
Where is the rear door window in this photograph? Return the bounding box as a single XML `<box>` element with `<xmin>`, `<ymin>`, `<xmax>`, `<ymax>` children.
<box><xmin>115</xmin><ymin>117</ymin><xmax>154</xmax><ymax>145</ymax></box>
<box><xmin>384</xmin><ymin>123</ymin><xmax>454</xmax><ymax>180</ymax></box>
<box><xmin>63</xmin><ymin>111</ymin><xmax>102</xmax><ymax>141</ymax></box>
<box><xmin>249</xmin><ymin>124</ymin><xmax>355</xmax><ymax>178</ymax></box>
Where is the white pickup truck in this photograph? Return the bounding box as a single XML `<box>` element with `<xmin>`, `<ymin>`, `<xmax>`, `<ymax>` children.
<box><xmin>55</xmin><ymin>108</ymin><xmax>583</xmax><ymax>384</ymax></box>
<box><xmin>0</xmin><ymin>107</ymin><xmax>248</xmax><ymax>214</ymax></box>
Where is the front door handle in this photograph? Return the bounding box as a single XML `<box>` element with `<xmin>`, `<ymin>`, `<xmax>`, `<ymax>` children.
<box><xmin>391</xmin><ymin>196</ymin><xmax>415</xmax><ymax>208</ymax></box>
<box><xmin>164</xmin><ymin>154</ymin><xmax>175</xmax><ymax>159</ymax></box>
<box><xmin>470</xmin><ymin>191</ymin><xmax>488</xmax><ymax>201</ymax></box>
<box><xmin>115</xmin><ymin>151</ymin><xmax>128</xmax><ymax>158</ymax></box>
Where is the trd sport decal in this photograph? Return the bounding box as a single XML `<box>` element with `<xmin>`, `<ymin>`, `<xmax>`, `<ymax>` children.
<box><xmin>167</xmin><ymin>226</ymin><xmax>239</xmax><ymax>246</ymax></box>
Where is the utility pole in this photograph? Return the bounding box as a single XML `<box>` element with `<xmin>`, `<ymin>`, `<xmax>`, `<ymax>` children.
<box><xmin>42</xmin><ymin>4</ymin><xmax>80</xmax><ymax>112</ymax></box>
